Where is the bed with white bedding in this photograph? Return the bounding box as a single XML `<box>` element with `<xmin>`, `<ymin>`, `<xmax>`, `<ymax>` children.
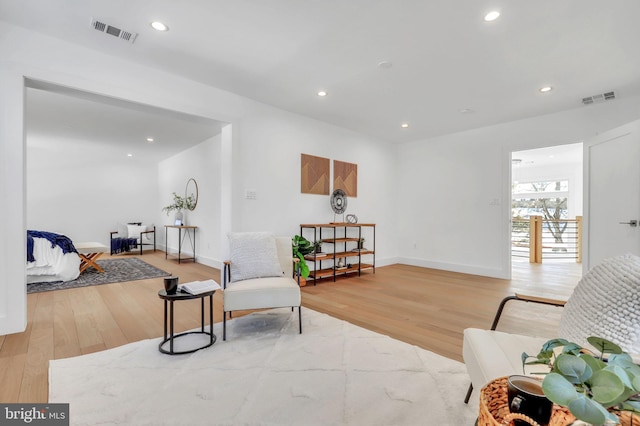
<box><xmin>26</xmin><ymin>231</ymin><xmax>81</xmax><ymax>283</ymax></box>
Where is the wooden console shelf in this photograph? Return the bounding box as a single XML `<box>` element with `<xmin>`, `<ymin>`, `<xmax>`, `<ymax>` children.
<box><xmin>299</xmin><ymin>223</ymin><xmax>375</xmax><ymax>284</ymax></box>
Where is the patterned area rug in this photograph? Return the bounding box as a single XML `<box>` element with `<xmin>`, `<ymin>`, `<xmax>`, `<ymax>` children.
<box><xmin>27</xmin><ymin>258</ymin><xmax>170</xmax><ymax>293</ymax></box>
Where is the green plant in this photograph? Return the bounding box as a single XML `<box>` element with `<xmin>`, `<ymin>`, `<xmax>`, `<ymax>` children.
<box><xmin>522</xmin><ymin>337</ymin><xmax>640</xmax><ymax>425</ymax></box>
<box><xmin>292</xmin><ymin>235</ymin><xmax>320</xmax><ymax>279</ymax></box>
<box><xmin>162</xmin><ymin>192</ymin><xmax>196</xmax><ymax>215</ymax></box>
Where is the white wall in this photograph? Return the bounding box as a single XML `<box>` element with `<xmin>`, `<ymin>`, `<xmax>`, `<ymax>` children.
<box><xmin>396</xmin><ymin>96</ymin><xmax>640</xmax><ymax>279</ymax></box>
<box><xmin>158</xmin><ymin>134</ymin><xmax>222</xmax><ymax>266</ymax></box>
<box><xmin>27</xmin><ymin>133</ymin><xmax>159</xmax><ymax>244</ymax></box>
<box><xmin>0</xmin><ymin>65</ymin><xmax>26</xmax><ymax>334</ymax></box>
<box><xmin>0</xmin><ymin>22</ymin><xmax>396</xmax><ymax>334</ymax></box>
<box><xmin>228</xmin><ymin>102</ymin><xmax>398</xmax><ymax>261</ymax></box>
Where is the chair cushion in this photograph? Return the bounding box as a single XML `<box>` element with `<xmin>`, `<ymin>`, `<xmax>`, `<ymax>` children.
<box><xmin>228</xmin><ymin>232</ymin><xmax>283</xmax><ymax>282</ymax></box>
<box><xmin>463</xmin><ymin>328</ymin><xmax>550</xmax><ymax>389</ymax></box>
<box><xmin>223</xmin><ymin>276</ymin><xmax>300</xmax><ymax>312</ymax></box>
<box><xmin>558</xmin><ymin>253</ymin><xmax>640</xmax><ymax>353</ymax></box>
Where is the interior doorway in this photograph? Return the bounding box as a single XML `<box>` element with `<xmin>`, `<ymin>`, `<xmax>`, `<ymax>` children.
<box><xmin>510</xmin><ymin>143</ymin><xmax>584</xmax><ymax>286</ymax></box>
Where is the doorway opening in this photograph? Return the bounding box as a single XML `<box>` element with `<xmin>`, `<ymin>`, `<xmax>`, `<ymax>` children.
<box><xmin>510</xmin><ymin>143</ymin><xmax>583</xmax><ymax>284</ymax></box>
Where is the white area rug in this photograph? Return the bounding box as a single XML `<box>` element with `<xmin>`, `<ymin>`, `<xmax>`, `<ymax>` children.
<box><xmin>49</xmin><ymin>308</ymin><xmax>479</xmax><ymax>425</ymax></box>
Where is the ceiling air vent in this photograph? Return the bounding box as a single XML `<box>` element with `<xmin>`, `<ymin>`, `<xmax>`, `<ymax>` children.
<box><xmin>582</xmin><ymin>91</ymin><xmax>616</xmax><ymax>105</ymax></box>
<box><xmin>90</xmin><ymin>18</ymin><xmax>138</xmax><ymax>44</ymax></box>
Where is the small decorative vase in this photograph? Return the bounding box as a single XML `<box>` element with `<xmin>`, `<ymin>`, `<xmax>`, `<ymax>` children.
<box><xmin>174</xmin><ymin>210</ymin><xmax>183</xmax><ymax>224</ymax></box>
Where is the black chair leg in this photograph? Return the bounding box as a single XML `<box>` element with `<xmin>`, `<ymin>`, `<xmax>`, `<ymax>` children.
<box><xmin>298</xmin><ymin>306</ymin><xmax>302</xmax><ymax>334</ymax></box>
<box><xmin>464</xmin><ymin>383</ymin><xmax>473</xmax><ymax>404</ymax></box>
<box><xmin>223</xmin><ymin>313</ymin><xmax>227</xmax><ymax>341</ymax></box>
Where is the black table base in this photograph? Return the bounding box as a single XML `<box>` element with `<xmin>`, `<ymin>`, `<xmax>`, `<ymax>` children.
<box><xmin>158</xmin><ymin>289</ymin><xmax>216</xmax><ymax>355</ymax></box>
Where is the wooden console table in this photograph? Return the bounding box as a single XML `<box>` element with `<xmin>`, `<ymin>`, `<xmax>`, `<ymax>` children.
<box><xmin>164</xmin><ymin>225</ymin><xmax>197</xmax><ymax>263</ymax></box>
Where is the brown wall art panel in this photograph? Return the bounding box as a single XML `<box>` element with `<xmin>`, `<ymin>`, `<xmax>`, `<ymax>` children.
<box><xmin>301</xmin><ymin>154</ymin><xmax>330</xmax><ymax>195</ymax></box>
<box><xmin>333</xmin><ymin>160</ymin><xmax>358</xmax><ymax>197</ymax></box>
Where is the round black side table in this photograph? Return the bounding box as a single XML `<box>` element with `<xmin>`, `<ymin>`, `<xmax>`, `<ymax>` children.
<box><xmin>158</xmin><ymin>289</ymin><xmax>216</xmax><ymax>355</ymax></box>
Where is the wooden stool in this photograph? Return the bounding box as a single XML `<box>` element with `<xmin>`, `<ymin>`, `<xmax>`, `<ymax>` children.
<box><xmin>75</xmin><ymin>242</ymin><xmax>108</xmax><ymax>273</ymax></box>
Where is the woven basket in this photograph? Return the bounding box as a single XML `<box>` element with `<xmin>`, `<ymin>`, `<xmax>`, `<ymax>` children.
<box><xmin>477</xmin><ymin>376</ymin><xmax>640</xmax><ymax>426</ymax></box>
<box><xmin>478</xmin><ymin>376</ymin><xmax>575</xmax><ymax>426</ymax></box>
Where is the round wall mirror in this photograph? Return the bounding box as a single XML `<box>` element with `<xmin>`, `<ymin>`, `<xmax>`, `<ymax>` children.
<box><xmin>185</xmin><ymin>178</ymin><xmax>198</xmax><ymax>211</ymax></box>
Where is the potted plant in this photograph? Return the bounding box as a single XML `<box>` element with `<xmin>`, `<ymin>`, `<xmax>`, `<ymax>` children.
<box><xmin>162</xmin><ymin>192</ymin><xmax>196</xmax><ymax>220</ymax></box>
<box><xmin>292</xmin><ymin>235</ymin><xmax>320</xmax><ymax>284</ymax></box>
<box><xmin>522</xmin><ymin>337</ymin><xmax>640</xmax><ymax>425</ymax></box>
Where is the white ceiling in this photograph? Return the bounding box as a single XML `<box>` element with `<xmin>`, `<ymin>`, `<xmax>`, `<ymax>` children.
<box><xmin>4</xmin><ymin>0</ymin><xmax>640</xmax><ymax>153</ymax></box>
<box><xmin>513</xmin><ymin>143</ymin><xmax>583</xmax><ymax>170</ymax></box>
<box><xmin>25</xmin><ymin>82</ymin><xmax>223</xmax><ymax>163</ymax></box>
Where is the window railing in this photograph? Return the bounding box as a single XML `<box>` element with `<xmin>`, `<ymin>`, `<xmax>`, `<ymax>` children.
<box><xmin>512</xmin><ymin>216</ymin><xmax>582</xmax><ymax>263</ymax></box>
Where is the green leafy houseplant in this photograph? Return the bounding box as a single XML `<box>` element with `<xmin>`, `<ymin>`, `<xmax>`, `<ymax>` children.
<box><xmin>292</xmin><ymin>235</ymin><xmax>320</xmax><ymax>279</ymax></box>
<box><xmin>162</xmin><ymin>192</ymin><xmax>196</xmax><ymax>215</ymax></box>
<box><xmin>522</xmin><ymin>337</ymin><xmax>640</xmax><ymax>425</ymax></box>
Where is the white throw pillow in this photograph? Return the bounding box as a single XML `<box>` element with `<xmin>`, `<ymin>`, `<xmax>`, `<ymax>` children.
<box><xmin>228</xmin><ymin>232</ymin><xmax>283</xmax><ymax>282</ymax></box>
<box><xmin>117</xmin><ymin>223</ymin><xmax>128</xmax><ymax>238</ymax></box>
<box><xmin>558</xmin><ymin>253</ymin><xmax>640</xmax><ymax>354</ymax></box>
<box><xmin>127</xmin><ymin>225</ymin><xmax>147</xmax><ymax>242</ymax></box>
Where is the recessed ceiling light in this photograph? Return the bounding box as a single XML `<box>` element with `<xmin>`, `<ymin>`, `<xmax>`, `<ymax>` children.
<box><xmin>146</xmin><ymin>137</ymin><xmax>154</xmax><ymax>143</ymax></box>
<box><xmin>459</xmin><ymin>108</ymin><xmax>474</xmax><ymax>114</ymax></box>
<box><xmin>127</xmin><ymin>153</ymin><xmax>133</xmax><ymax>157</ymax></box>
<box><xmin>484</xmin><ymin>11</ymin><xmax>500</xmax><ymax>22</ymax></box>
<box><xmin>317</xmin><ymin>90</ymin><xmax>327</xmax><ymax>97</ymax></box>
<box><xmin>377</xmin><ymin>60</ymin><xmax>393</xmax><ymax>69</ymax></box>
<box><xmin>401</xmin><ymin>123</ymin><xmax>409</xmax><ymax>128</ymax></box>
<box><xmin>539</xmin><ymin>86</ymin><xmax>553</xmax><ymax>93</ymax></box>
<box><xmin>150</xmin><ymin>21</ymin><xmax>169</xmax><ymax>31</ymax></box>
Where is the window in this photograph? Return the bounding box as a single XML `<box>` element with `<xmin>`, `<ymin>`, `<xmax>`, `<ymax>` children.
<box><xmin>512</xmin><ymin>180</ymin><xmax>568</xmax><ymax>219</ymax></box>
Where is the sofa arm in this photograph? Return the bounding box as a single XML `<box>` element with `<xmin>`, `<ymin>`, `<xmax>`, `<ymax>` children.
<box><xmin>514</xmin><ymin>292</ymin><xmax>567</xmax><ymax>306</ymax></box>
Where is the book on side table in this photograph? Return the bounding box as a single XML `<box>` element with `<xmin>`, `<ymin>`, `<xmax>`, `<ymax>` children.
<box><xmin>178</xmin><ymin>279</ymin><xmax>221</xmax><ymax>295</ymax></box>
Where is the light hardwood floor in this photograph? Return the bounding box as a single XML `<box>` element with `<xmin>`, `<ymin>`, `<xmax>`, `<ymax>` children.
<box><xmin>0</xmin><ymin>252</ymin><xmax>581</xmax><ymax>403</ymax></box>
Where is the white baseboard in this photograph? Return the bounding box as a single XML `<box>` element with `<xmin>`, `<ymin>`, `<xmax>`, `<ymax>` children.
<box><xmin>195</xmin><ymin>256</ymin><xmax>222</xmax><ymax>269</ymax></box>
<box><xmin>396</xmin><ymin>256</ymin><xmax>508</xmax><ymax>279</ymax></box>
<box><xmin>375</xmin><ymin>256</ymin><xmax>400</xmax><ymax>267</ymax></box>
<box><xmin>156</xmin><ymin>251</ymin><xmax>506</xmax><ymax>280</ymax></box>
<box><xmin>158</xmin><ymin>244</ymin><xmax>222</xmax><ymax>270</ymax></box>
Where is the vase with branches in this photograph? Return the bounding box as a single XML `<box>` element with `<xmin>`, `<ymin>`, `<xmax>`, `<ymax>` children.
<box><xmin>162</xmin><ymin>192</ymin><xmax>196</xmax><ymax>219</ymax></box>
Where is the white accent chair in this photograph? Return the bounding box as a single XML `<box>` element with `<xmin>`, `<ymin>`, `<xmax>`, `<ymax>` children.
<box><xmin>222</xmin><ymin>233</ymin><xmax>302</xmax><ymax>340</ymax></box>
<box><xmin>462</xmin><ymin>253</ymin><xmax>640</xmax><ymax>403</ymax></box>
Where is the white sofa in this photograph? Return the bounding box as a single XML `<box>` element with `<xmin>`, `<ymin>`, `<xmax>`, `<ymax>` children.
<box><xmin>462</xmin><ymin>253</ymin><xmax>640</xmax><ymax>403</ymax></box>
<box><xmin>222</xmin><ymin>233</ymin><xmax>302</xmax><ymax>340</ymax></box>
